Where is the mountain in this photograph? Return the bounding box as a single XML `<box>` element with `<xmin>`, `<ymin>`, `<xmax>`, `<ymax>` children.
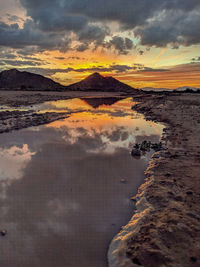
<box><xmin>0</xmin><ymin>69</ymin><xmax>65</xmax><ymax>90</ymax></box>
<box><xmin>0</xmin><ymin>69</ymin><xmax>137</xmax><ymax>93</ymax></box>
<box><xmin>68</xmin><ymin>72</ymin><xmax>135</xmax><ymax>92</ymax></box>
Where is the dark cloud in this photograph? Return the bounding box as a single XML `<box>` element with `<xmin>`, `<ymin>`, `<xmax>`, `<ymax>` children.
<box><xmin>138</xmin><ymin>67</ymin><xmax>169</xmax><ymax>72</ymax></box>
<box><xmin>0</xmin><ymin>53</ymin><xmax>17</xmax><ymax>59</ymax></box>
<box><xmin>1</xmin><ymin>59</ymin><xmax>44</xmax><ymax>66</ymax></box>
<box><xmin>20</xmin><ymin>56</ymin><xmax>43</xmax><ymax>61</ymax></box>
<box><xmin>19</xmin><ymin>0</ymin><xmax>199</xmax><ymax>47</ymax></box>
<box><xmin>76</xmin><ymin>43</ymin><xmax>89</xmax><ymax>52</ymax></box>
<box><xmin>0</xmin><ymin>0</ymin><xmax>198</xmax><ymax>53</ymax></box>
<box><xmin>192</xmin><ymin>56</ymin><xmax>200</xmax><ymax>61</ymax></box>
<box><xmin>135</xmin><ymin>9</ymin><xmax>200</xmax><ymax>47</ymax></box>
<box><xmin>78</xmin><ymin>25</ymin><xmax>109</xmax><ymax>43</ymax></box>
<box><xmin>105</xmin><ymin>36</ymin><xmax>134</xmax><ymax>54</ymax></box>
<box><xmin>6</xmin><ymin>14</ymin><xmax>25</xmax><ymax>23</ymax></box>
<box><xmin>55</xmin><ymin>57</ymin><xmax>65</xmax><ymax>60</ymax></box>
<box><xmin>1</xmin><ymin>64</ymin><xmax>168</xmax><ymax>77</ymax></box>
<box><xmin>68</xmin><ymin>56</ymin><xmax>86</xmax><ymax>60</ymax></box>
<box><xmin>0</xmin><ymin>20</ymin><xmax>70</xmax><ymax>51</ymax></box>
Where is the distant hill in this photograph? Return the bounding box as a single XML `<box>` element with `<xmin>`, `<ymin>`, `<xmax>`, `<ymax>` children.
<box><xmin>68</xmin><ymin>72</ymin><xmax>135</xmax><ymax>92</ymax></box>
<box><xmin>0</xmin><ymin>69</ymin><xmax>65</xmax><ymax>90</ymax></box>
<box><xmin>142</xmin><ymin>86</ymin><xmax>200</xmax><ymax>92</ymax></box>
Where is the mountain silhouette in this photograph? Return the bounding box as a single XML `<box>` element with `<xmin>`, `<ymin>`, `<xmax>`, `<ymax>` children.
<box><xmin>68</xmin><ymin>72</ymin><xmax>135</xmax><ymax>92</ymax></box>
<box><xmin>0</xmin><ymin>69</ymin><xmax>136</xmax><ymax>92</ymax></box>
<box><xmin>0</xmin><ymin>69</ymin><xmax>64</xmax><ymax>90</ymax></box>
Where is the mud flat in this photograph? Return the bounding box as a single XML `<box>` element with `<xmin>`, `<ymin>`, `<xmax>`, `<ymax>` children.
<box><xmin>0</xmin><ymin>110</ymin><xmax>69</xmax><ymax>133</ymax></box>
<box><xmin>108</xmin><ymin>93</ymin><xmax>200</xmax><ymax>267</ymax></box>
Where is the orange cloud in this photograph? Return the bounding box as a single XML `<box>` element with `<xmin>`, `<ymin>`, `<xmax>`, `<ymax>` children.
<box><xmin>113</xmin><ymin>63</ymin><xmax>200</xmax><ymax>89</ymax></box>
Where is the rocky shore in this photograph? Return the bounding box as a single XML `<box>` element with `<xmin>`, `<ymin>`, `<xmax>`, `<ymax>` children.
<box><xmin>108</xmin><ymin>93</ymin><xmax>200</xmax><ymax>267</ymax></box>
<box><xmin>0</xmin><ymin>91</ymin><xmax>74</xmax><ymax>133</ymax></box>
<box><xmin>0</xmin><ymin>110</ymin><xmax>69</xmax><ymax>133</ymax></box>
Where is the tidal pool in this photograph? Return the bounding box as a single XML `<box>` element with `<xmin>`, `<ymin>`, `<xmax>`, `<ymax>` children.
<box><xmin>0</xmin><ymin>97</ymin><xmax>163</xmax><ymax>267</ymax></box>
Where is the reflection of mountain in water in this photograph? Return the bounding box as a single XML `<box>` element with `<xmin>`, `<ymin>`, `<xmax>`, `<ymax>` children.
<box><xmin>81</xmin><ymin>97</ymin><xmax>123</xmax><ymax>108</ymax></box>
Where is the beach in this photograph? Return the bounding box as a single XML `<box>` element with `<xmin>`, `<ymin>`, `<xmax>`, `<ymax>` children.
<box><xmin>108</xmin><ymin>93</ymin><xmax>200</xmax><ymax>267</ymax></box>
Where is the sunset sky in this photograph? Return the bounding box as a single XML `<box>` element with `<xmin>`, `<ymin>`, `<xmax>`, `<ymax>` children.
<box><xmin>0</xmin><ymin>0</ymin><xmax>200</xmax><ymax>89</ymax></box>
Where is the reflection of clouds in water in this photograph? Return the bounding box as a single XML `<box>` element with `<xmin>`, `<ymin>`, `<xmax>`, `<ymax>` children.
<box><xmin>60</xmin><ymin>125</ymin><xmax>133</xmax><ymax>153</ymax></box>
<box><xmin>47</xmin><ymin>199</ymin><xmax>80</xmax><ymax>217</ymax></box>
<box><xmin>0</xmin><ymin>138</ymin><xmax>150</xmax><ymax>267</ymax></box>
<box><xmin>0</xmin><ymin>144</ymin><xmax>35</xmax><ymax>181</ymax></box>
<box><xmin>0</xmin><ymin>97</ymin><xmax>164</xmax><ymax>267</ymax></box>
<box><xmin>88</xmin><ymin>109</ymin><xmax>140</xmax><ymax>118</ymax></box>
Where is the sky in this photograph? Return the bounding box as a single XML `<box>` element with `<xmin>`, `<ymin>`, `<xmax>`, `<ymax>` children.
<box><xmin>0</xmin><ymin>0</ymin><xmax>200</xmax><ymax>89</ymax></box>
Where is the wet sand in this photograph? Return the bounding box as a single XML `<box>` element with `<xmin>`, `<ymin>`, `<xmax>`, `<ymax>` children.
<box><xmin>108</xmin><ymin>93</ymin><xmax>200</xmax><ymax>267</ymax></box>
<box><xmin>0</xmin><ymin>111</ymin><xmax>69</xmax><ymax>133</ymax></box>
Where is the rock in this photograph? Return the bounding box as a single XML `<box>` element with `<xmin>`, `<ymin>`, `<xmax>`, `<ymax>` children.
<box><xmin>134</xmin><ymin>143</ymin><xmax>140</xmax><ymax>149</ymax></box>
<box><xmin>131</xmin><ymin>148</ymin><xmax>141</xmax><ymax>157</ymax></box>
<box><xmin>151</xmin><ymin>142</ymin><xmax>162</xmax><ymax>151</ymax></box>
<box><xmin>140</xmin><ymin>140</ymin><xmax>151</xmax><ymax>151</ymax></box>
<box><xmin>0</xmin><ymin>230</ymin><xmax>7</xmax><ymax>236</ymax></box>
<box><xmin>186</xmin><ymin>191</ymin><xmax>193</xmax><ymax>195</ymax></box>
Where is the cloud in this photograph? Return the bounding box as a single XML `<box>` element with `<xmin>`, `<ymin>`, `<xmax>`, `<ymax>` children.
<box><xmin>135</xmin><ymin>9</ymin><xmax>200</xmax><ymax>47</ymax></box>
<box><xmin>1</xmin><ymin>59</ymin><xmax>44</xmax><ymax>66</ymax></box>
<box><xmin>78</xmin><ymin>25</ymin><xmax>109</xmax><ymax>43</ymax></box>
<box><xmin>0</xmin><ymin>53</ymin><xmax>17</xmax><ymax>59</ymax></box>
<box><xmin>192</xmin><ymin>56</ymin><xmax>200</xmax><ymax>61</ymax></box>
<box><xmin>1</xmin><ymin>64</ymin><xmax>169</xmax><ymax>77</ymax></box>
<box><xmin>0</xmin><ymin>20</ymin><xmax>71</xmax><ymax>51</ymax></box>
<box><xmin>76</xmin><ymin>43</ymin><xmax>89</xmax><ymax>52</ymax></box>
<box><xmin>105</xmin><ymin>36</ymin><xmax>134</xmax><ymax>54</ymax></box>
<box><xmin>55</xmin><ymin>57</ymin><xmax>65</xmax><ymax>60</ymax></box>
<box><xmin>23</xmin><ymin>0</ymin><xmax>198</xmax><ymax>47</ymax></box>
<box><xmin>6</xmin><ymin>14</ymin><xmax>25</xmax><ymax>23</ymax></box>
<box><xmin>1</xmin><ymin>0</ymin><xmax>199</xmax><ymax>53</ymax></box>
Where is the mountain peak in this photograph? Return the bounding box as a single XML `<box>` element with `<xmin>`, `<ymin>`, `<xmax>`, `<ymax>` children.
<box><xmin>85</xmin><ymin>72</ymin><xmax>104</xmax><ymax>80</ymax></box>
<box><xmin>68</xmin><ymin>72</ymin><xmax>135</xmax><ymax>92</ymax></box>
<box><xmin>90</xmin><ymin>72</ymin><xmax>102</xmax><ymax>77</ymax></box>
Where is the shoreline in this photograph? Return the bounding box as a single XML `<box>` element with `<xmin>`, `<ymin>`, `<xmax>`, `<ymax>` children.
<box><xmin>0</xmin><ymin>110</ymin><xmax>69</xmax><ymax>134</ymax></box>
<box><xmin>108</xmin><ymin>93</ymin><xmax>200</xmax><ymax>267</ymax></box>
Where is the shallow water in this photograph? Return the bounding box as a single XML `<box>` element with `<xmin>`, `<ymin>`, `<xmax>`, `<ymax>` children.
<box><xmin>0</xmin><ymin>97</ymin><xmax>163</xmax><ymax>267</ymax></box>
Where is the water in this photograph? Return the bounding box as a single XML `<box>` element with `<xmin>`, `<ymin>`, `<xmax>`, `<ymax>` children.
<box><xmin>0</xmin><ymin>97</ymin><xmax>163</xmax><ymax>267</ymax></box>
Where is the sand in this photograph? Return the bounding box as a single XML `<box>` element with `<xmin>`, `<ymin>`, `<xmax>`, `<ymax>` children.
<box><xmin>108</xmin><ymin>93</ymin><xmax>200</xmax><ymax>267</ymax></box>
